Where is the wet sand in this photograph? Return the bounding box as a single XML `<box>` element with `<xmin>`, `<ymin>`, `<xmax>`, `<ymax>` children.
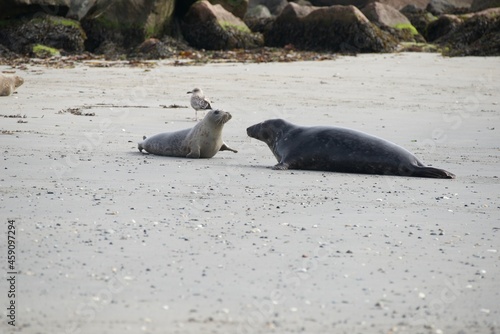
<box><xmin>1</xmin><ymin>53</ymin><xmax>499</xmax><ymax>333</ymax></box>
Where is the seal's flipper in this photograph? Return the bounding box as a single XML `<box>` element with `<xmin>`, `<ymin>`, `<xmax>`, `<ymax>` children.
<box><xmin>138</xmin><ymin>142</ymin><xmax>145</xmax><ymax>153</ymax></box>
<box><xmin>186</xmin><ymin>147</ymin><xmax>201</xmax><ymax>158</ymax></box>
<box><xmin>272</xmin><ymin>162</ymin><xmax>290</xmax><ymax>170</ymax></box>
<box><xmin>413</xmin><ymin>166</ymin><xmax>456</xmax><ymax>179</ymax></box>
<box><xmin>220</xmin><ymin>142</ymin><xmax>238</xmax><ymax>153</ymax></box>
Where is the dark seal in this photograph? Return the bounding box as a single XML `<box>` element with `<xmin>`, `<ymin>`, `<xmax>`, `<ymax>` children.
<box><xmin>246</xmin><ymin>119</ymin><xmax>455</xmax><ymax>179</ymax></box>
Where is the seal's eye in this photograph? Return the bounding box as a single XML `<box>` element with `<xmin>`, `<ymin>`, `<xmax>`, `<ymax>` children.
<box><xmin>214</xmin><ymin>110</ymin><xmax>219</xmax><ymax>115</ymax></box>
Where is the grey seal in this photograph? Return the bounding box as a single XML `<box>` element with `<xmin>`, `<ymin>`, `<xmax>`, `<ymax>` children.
<box><xmin>139</xmin><ymin>109</ymin><xmax>237</xmax><ymax>158</ymax></box>
<box><xmin>246</xmin><ymin>119</ymin><xmax>455</xmax><ymax>179</ymax></box>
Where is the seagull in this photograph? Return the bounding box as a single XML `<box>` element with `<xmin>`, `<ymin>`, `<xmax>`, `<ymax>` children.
<box><xmin>187</xmin><ymin>88</ymin><xmax>212</xmax><ymax>121</ymax></box>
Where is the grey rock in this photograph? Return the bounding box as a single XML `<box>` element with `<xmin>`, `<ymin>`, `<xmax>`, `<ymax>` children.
<box><xmin>182</xmin><ymin>0</ymin><xmax>263</xmax><ymax>50</ymax></box>
<box><xmin>471</xmin><ymin>0</ymin><xmax>500</xmax><ymax>12</ymax></box>
<box><xmin>361</xmin><ymin>2</ymin><xmax>412</xmax><ymax>27</ymax></box>
<box><xmin>248</xmin><ymin>0</ymin><xmax>288</xmax><ymax>15</ymax></box>
<box><xmin>426</xmin><ymin>0</ymin><xmax>473</xmax><ymax>14</ymax></box>
<box><xmin>245</xmin><ymin>5</ymin><xmax>273</xmax><ymax>20</ymax></box>
<box><xmin>265</xmin><ymin>2</ymin><xmax>397</xmax><ymax>52</ymax></box>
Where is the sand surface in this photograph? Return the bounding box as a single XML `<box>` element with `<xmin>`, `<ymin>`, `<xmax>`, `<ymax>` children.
<box><xmin>1</xmin><ymin>53</ymin><xmax>499</xmax><ymax>333</ymax></box>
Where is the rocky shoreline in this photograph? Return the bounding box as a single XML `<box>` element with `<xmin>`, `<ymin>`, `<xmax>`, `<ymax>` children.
<box><xmin>0</xmin><ymin>0</ymin><xmax>499</xmax><ymax>62</ymax></box>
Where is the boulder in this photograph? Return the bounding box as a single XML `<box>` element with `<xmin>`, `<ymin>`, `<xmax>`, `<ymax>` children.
<box><xmin>209</xmin><ymin>0</ymin><xmax>248</xmax><ymax>19</ymax></box>
<box><xmin>0</xmin><ymin>0</ymin><xmax>105</xmax><ymax>20</ymax></box>
<box><xmin>437</xmin><ymin>11</ymin><xmax>500</xmax><ymax>56</ymax></box>
<box><xmin>181</xmin><ymin>0</ymin><xmax>263</xmax><ymax>50</ymax></box>
<box><xmin>426</xmin><ymin>0</ymin><xmax>473</xmax><ymax>15</ymax></box>
<box><xmin>400</xmin><ymin>5</ymin><xmax>437</xmax><ymax>36</ymax></box>
<box><xmin>248</xmin><ymin>0</ymin><xmax>288</xmax><ymax>15</ymax></box>
<box><xmin>82</xmin><ymin>0</ymin><xmax>175</xmax><ymax>53</ymax></box>
<box><xmin>471</xmin><ymin>0</ymin><xmax>500</xmax><ymax>12</ymax></box>
<box><xmin>308</xmin><ymin>0</ymin><xmax>430</xmax><ymax>10</ymax></box>
<box><xmin>0</xmin><ymin>13</ymin><xmax>86</xmax><ymax>56</ymax></box>
<box><xmin>244</xmin><ymin>5</ymin><xmax>274</xmax><ymax>34</ymax></box>
<box><xmin>425</xmin><ymin>14</ymin><xmax>462</xmax><ymax>41</ymax></box>
<box><xmin>181</xmin><ymin>0</ymin><xmax>250</xmax><ymax>19</ymax></box>
<box><xmin>362</xmin><ymin>2</ymin><xmax>412</xmax><ymax>28</ymax></box>
<box><xmin>129</xmin><ymin>36</ymin><xmax>192</xmax><ymax>59</ymax></box>
<box><xmin>0</xmin><ymin>0</ymin><xmax>69</xmax><ymax>19</ymax></box>
<box><xmin>0</xmin><ymin>0</ymin><xmax>176</xmax><ymax>55</ymax></box>
<box><xmin>265</xmin><ymin>3</ymin><xmax>397</xmax><ymax>52</ymax></box>
<box><xmin>362</xmin><ymin>2</ymin><xmax>421</xmax><ymax>42</ymax></box>
<box><xmin>245</xmin><ymin>4</ymin><xmax>273</xmax><ymax>19</ymax></box>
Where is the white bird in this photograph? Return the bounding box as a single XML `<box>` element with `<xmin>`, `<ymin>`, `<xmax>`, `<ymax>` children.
<box><xmin>187</xmin><ymin>88</ymin><xmax>212</xmax><ymax>121</ymax></box>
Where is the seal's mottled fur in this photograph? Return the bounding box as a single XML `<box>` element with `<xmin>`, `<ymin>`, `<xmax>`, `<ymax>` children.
<box><xmin>139</xmin><ymin>110</ymin><xmax>237</xmax><ymax>158</ymax></box>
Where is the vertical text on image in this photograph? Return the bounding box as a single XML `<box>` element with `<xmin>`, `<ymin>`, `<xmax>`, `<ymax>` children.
<box><xmin>6</xmin><ymin>219</ymin><xmax>17</xmax><ymax>326</ymax></box>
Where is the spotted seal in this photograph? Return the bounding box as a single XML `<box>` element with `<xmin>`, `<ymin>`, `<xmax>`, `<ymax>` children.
<box><xmin>139</xmin><ymin>109</ymin><xmax>237</xmax><ymax>158</ymax></box>
<box><xmin>0</xmin><ymin>73</ymin><xmax>24</xmax><ymax>96</ymax></box>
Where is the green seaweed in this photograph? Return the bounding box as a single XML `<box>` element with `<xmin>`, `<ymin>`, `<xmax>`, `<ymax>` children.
<box><xmin>32</xmin><ymin>44</ymin><xmax>60</xmax><ymax>57</ymax></box>
<box><xmin>394</xmin><ymin>23</ymin><xmax>419</xmax><ymax>36</ymax></box>
<box><xmin>219</xmin><ymin>20</ymin><xmax>250</xmax><ymax>33</ymax></box>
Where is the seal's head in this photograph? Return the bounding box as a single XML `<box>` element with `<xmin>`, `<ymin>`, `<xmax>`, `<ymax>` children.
<box><xmin>247</xmin><ymin>119</ymin><xmax>288</xmax><ymax>146</ymax></box>
<box><xmin>14</xmin><ymin>76</ymin><xmax>24</xmax><ymax>88</ymax></box>
<box><xmin>205</xmin><ymin>109</ymin><xmax>232</xmax><ymax>125</ymax></box>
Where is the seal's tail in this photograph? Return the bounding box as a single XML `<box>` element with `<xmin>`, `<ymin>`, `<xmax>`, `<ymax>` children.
<box><xmin>415</xmin><ymin>166</ymin><xmax>455</xmax><ymax>179</ymax></box>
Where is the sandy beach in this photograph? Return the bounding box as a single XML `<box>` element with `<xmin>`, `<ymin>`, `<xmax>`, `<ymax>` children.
<box><xmin>1</xmin><ymin>52</ymin><xmax>499</xmax><ymax>333</ymax></box>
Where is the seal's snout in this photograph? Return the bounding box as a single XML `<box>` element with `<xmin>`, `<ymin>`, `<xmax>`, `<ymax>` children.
<box><xmin>246</xmin><ymin>125</ymin><xmax>255</xmax><ymax>138</ymax></box>
<box><xmin>16</xmin><ymin>76</ymin><xmax>24</xmax><ymax>87</ymax></box>
<box><xmin>220</xmin><ymin>110</ymin><xmax>232</xmax><ymax>124</ymax></box>
<box><xmin>247</xmin><ymin>123</ymin><xmax>263</xmax><ymax>139</ymax></box>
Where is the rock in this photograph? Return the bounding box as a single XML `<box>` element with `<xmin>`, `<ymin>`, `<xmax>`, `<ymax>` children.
<box><xmin>361</xmin><ymin>2</ymin><xmax>413</xmax><ymax>29</ymax></box>
<box><xmin>130</xmin><ymin>35</ymin><xmax>193</xmax><ymax>59</ymax></box>
<box><xmin>181</xmin><ymin>0</ymin><xmax>263</xmax><ymax>50</ymax></box>
<box><xmin>171</xmin><ymin>1</ymin><xmax>249</xmax><ymax>19</ymax></box>
<box><xmin>209</xmin><ymin>0</ymin><xmax>248</xmax><ymax>19</ymax></box>
<box><xmin>0</xmin><ymin>0</ymin><xmax>104</xmax><ymax>20</ymax></box>
<box><xmin>82</xmin><ymin>0</ymin><xmax>175</xmax><ymax>54</ymax></box>
<box><xmin>0</xmin><ymin>44</ymin><xmax>19</xmax><ymax>59</ymax></box>
<box><xmin>425</xmin><ymin>14</ymin><xmax>462</xmax><ymax>41</ymax></box>
<box><xmin>248</xmin><ymin>0</ymin><xmax>288</xmax><ymax>15</ymax></box>
<box><xmin>265</xmin><ymin>3</ymin><xmax>397</xmax><ymax>52</ymax></box>
<box><xmin>0</xmin><ymin>1</ymin><xmax>177</xmax><ymax>55</ymax></box>
<box><xmin>362</xmin><ymin>2</ymin><xmax>421</xmax><ymax>42</ymax></box>
<box><xmin>245</xmin><ymin>4</ymin><xmax>273</xmax><ymax>20</ymax></box>
<box><xmin>0</xmin><ymin>13</ymin><xmax>86</xmax><ymax>55</ymax></box>
<box><xmin>401</xmin><ymin>5</ymin><xmax>438</xmax><ymax>36</ymax></box>
<box><xmin>0</xmin><ymin>73</ymin><xmax>24</xmax><ymax>96</ymax></box>
<box><xmin>291</xmin><ymin>0</ymin><xmax>313</xmax><ymax>5</ymax></box>
<box><xmin>133</xmin><ymin>38</ymin><xmax>169</xmax><ymax>59</ymax></box>
<box><xmin>308</xmin><ymin>0</ymin><xmax>430</xmax><ymax>10</ymax></box>
<box><xmin>0</xmin><ymin>0</ymin><xmax>68</xmax><ymax>19</ymax></box>
<box><xmin>309</xmin><ymin>0</ymin><xmax>367</xmax><ymax>6</ymax></box>
<box><xmin>426</xmin><ymin>0</ymin><xmax>473</xmax><ymax>15</ymax></box>
<box><xmin>437</xmin><ymin>11</ymin><xmax>500</xmax><ymax>56</ymax></box>
<box><xmin>471</xmin><ymin>0</ymin><xmax>500</xmax><ymax>12</ymax></box>
<box><xmin>244</xmin><ymin>6</ymin><xmax>274</xmax><ymax>34</ymax></box>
